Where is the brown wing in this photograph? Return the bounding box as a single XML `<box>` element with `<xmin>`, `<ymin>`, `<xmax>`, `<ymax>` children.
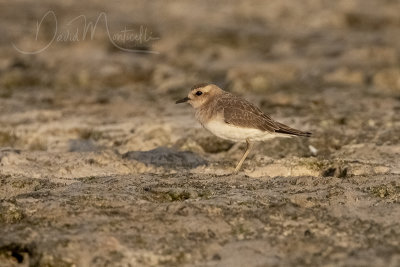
<box><xmin>216</xmin><ymin>94</ymin><xmax>311</xmax><ymax>137</ymax></box>
<box><xmin>274</xmin><ymin>121</ymin><xmax>312</xmax><ymax>137</ymax></box>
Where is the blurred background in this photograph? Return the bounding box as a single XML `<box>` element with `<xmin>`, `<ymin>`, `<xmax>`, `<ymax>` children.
<box><xmin>1</xmin><ymin>0</ymin><xmax>400</xmax><ymax>266</ymax></box>
<box><xmin>1</xmin><ymin>0</ymin><xmax>399</xmax><ymax>157</ymax></box>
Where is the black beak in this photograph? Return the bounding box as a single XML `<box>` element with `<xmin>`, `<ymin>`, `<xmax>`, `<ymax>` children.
<box><xmin>175</xmin><ymin>97</ymin><xmax>190</xmax><ymax>104</ymax></box>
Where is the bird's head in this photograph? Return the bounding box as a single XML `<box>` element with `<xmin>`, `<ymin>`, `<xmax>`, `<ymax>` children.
<box><xmin>176</xmin><ymin>83</ymin><xmax>222</xmax><ymax>109</ymax></box>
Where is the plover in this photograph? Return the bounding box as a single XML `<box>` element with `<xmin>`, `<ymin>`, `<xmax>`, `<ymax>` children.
<box><xmin>176</xmin><ymin>83</ymin><xmax>311</xmax><ymax>173</ymax></box>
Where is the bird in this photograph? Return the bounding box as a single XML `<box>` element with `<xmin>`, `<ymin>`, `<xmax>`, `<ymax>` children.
<box><xmin>176</xmin><ymin>83</ymin><xmax>311</xmax><ymax>173</ymax></box>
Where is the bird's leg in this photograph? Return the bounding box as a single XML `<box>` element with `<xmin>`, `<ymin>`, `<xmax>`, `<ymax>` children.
<box><xmin>234</xmin><ymin>139</ymin><xmax>253</xmax><ymax>173</ymax></box>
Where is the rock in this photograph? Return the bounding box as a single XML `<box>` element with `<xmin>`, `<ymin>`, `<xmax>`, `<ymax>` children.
<box><xmin>323</xmin><ymin>67</ymin><xmax>365</xmax><ymax>86</ymax></box>
<box><xmin>68</xmin><ymin>139</ymin><xmax>100</xmax><ymax>152</ymax></box>
<box><xmin>226</xmin><ymin>63</ymin><xmax>299</xmax><ymax>93</ymax></box>
<box><xmin>373</xmin><ymin>68</ymin><xmax>400</xmax><ymax>92</ymax></box>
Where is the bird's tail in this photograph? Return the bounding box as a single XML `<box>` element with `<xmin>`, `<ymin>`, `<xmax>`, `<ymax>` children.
<box><xmin>274</xmin><ymin>122</ymin><xmax>312</xmax><ymax>137</ymax></box>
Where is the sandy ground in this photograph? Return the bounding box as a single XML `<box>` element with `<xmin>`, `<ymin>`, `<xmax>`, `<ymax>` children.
<box><xmin>0</xmin><ymin>0</ymin><xmax>400</xmax><ymax>266</ymax></box>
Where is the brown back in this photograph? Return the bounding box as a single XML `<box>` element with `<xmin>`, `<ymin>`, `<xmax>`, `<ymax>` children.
<box><xmin>214</xmin><ymin>93</ymin><xmax>311</xmax><ymax>137</ymax></box>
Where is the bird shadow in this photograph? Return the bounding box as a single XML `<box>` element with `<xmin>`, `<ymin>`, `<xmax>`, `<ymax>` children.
<box><xmin>122</xmin><ymin>147</ymin><xmax>207</xmax><ymax>169</ymax></box>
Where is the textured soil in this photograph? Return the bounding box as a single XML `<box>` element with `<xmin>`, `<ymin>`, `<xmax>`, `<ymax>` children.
<box><xmin>0</xmin><ymin>0</ymin><xmax>400</xmax><ymax>266</ymax></box>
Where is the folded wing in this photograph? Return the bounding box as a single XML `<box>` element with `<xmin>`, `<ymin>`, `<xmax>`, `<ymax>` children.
<box><xmin>217</xmin><ymin>95</ymin><xmax>311</xmax><ymax>137</ymax></box>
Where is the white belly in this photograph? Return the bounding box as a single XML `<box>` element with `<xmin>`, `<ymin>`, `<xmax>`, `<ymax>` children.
<box><xmin>203</xmin><ymin>120</ymin><xmax>278</xmax><ymax>142</ymax></box>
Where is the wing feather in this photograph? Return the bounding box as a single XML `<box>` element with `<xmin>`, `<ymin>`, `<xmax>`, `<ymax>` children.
<box><xmin>215</xmin><ymin>94</ymin><xmax>311</xmax><ymax>137</ymax></box>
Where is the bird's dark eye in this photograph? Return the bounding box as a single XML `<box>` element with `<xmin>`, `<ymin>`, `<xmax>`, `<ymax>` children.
<box><xmin>196</xmin><ymin>91</ymin><xmax>202</xmax><ymax>96</ymax></box>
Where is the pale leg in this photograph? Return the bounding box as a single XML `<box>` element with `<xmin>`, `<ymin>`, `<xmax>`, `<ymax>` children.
<box><xmin>234</xmin><ymin>139</ymin><xmax>253</xmax><ymax>173</ymax></box>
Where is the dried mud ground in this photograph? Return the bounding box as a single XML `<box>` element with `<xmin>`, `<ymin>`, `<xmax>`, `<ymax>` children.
<box><xmin>1</xmin><ymin>0</ymin><xmax>400</xmax><ymax>266</ymax></box>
